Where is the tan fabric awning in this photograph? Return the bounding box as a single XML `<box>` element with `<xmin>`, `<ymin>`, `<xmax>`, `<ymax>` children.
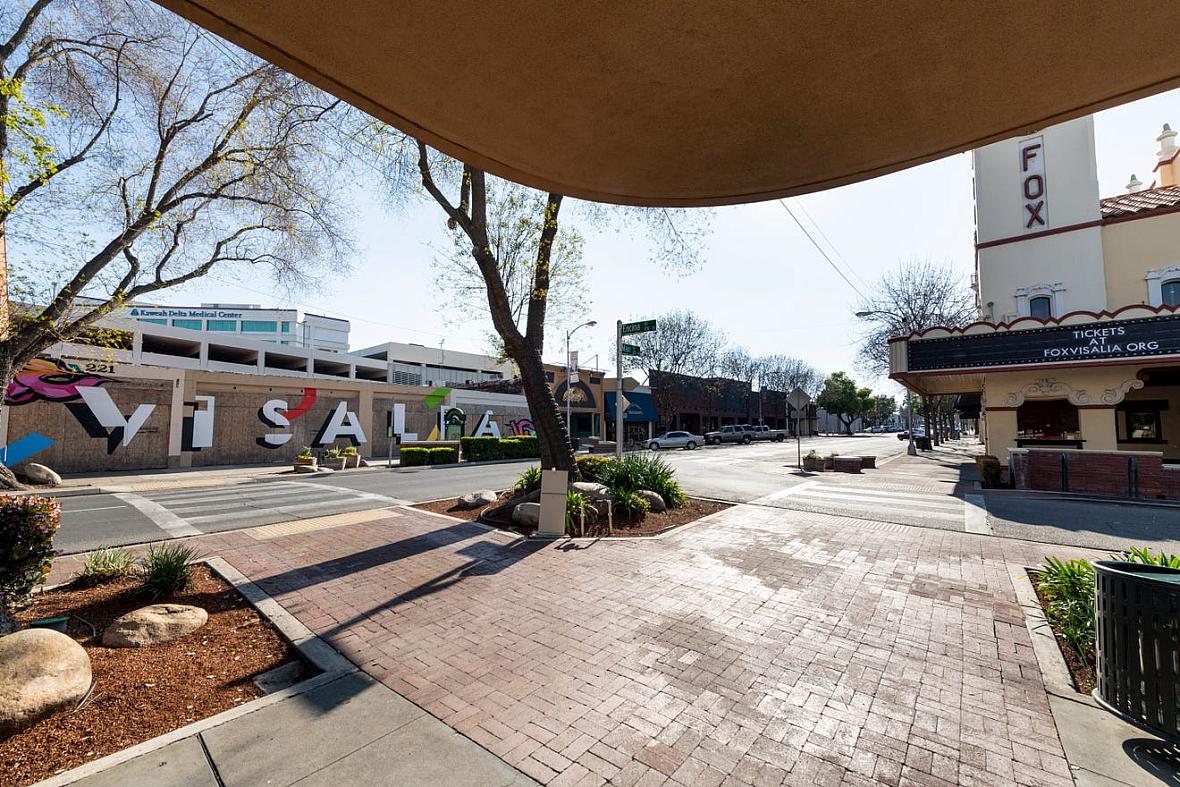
<box><xmin>155</xmin><ymin>0</ymin><xmax>1180</xmax><ymax>207</ymax></box>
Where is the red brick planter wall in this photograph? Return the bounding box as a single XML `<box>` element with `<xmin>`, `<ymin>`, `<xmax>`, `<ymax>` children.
<box><xmin>1012</xmin><ymin>448</ymin><xmax>1180</xmax><ymax>501</ymax></box>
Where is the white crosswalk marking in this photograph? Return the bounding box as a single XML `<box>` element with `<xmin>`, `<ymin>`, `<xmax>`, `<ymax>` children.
<box><xmin>138</xmin><ymin>481</ymin><xmax>408</xmax><ymax>531</ymax></box>
<box><xmin>751</xmin><ymin>481</ymin><xmax>965</xmax><ymax>523</ymax></box>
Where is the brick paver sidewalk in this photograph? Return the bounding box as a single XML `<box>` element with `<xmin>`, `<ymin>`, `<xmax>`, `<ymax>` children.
<box><xmin>66</xmin><ymin>500</ymin><xmax>1094</xmax><ymax>786</ymax></box>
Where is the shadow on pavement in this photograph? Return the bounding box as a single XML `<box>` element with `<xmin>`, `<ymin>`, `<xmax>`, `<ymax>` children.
<box><xmin>1122</xmin><ymin>738</ymin><xmax>1180</xmax><ymax>785</ymax></box>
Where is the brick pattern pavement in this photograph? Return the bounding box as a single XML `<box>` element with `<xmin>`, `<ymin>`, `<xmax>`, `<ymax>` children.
<box><xmin>91</xmin><ymin>492</ymin><xmax>1099</xmax><ymax>787</ymax></box>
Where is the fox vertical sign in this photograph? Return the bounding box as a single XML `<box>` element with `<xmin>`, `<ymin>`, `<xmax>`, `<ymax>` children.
<box><xmin>1019</xmin><ymin>136</ymin><xmax>1048</xmax><ymax>232</ymax></box>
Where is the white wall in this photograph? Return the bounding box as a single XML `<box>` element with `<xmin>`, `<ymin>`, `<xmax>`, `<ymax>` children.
<box><xmin>974</xmin><ymin>116</ymin><xmax>1107</xmax><ymax>320</ymax></box>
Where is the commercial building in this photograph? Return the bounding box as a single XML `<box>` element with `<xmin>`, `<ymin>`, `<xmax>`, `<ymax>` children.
<box><xmin>891</xmin><ymin>115</ymin><xmax>1180</xmax><ymax>498</ymax></box>
<box><xmin>647</xmin><ymin>370</ymin><xmax>816</xmax><ymax>436</ymax></box>
<box><xmin>107</xmin><ymin>301</ymin><xmax>350</xmax><ymax>352</ymax></box>
<box><xmin>355</xmin><ymin>342</ymin><xmax>514</xmax><ymax>387</ymax></box>
<box><xmin>1</xmin><ymin>317</ymin><xmax>531</xmax><ymax>473</ymax></box>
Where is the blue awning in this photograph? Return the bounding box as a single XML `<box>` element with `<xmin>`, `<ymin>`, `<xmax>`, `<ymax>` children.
<box><xmin>604</xmin><ymin>391</ymin><xmax>658</xmax><ymax>422</ymax></box>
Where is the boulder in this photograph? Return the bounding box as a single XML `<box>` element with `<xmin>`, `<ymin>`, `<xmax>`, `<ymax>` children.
<box><xmin>635</xmin><ymin>490</ymin><xmax>666</xmax><ymax>512</ymax></box>
<box><xmin>0</xmin><ymin>629</ymin><xmax>91</xmax><ymax>737</ymax></box>
<box><xmin>23</xmin><ymin>463</ymin><xmax>61</xmax><ymax>487</ymax></box>
<box><xmin>570</xmin><ymin>482</ymin><xmax>610</xmax><ymax>500</ymax></box>
<box><xmin>102</xmin><ymin>604</ymin><xmax>208</xmax><ymax>648</ymax></box>
<box><xmin>294</xmin><ymin>463</ymin><xmax>319</xmax><ymax>474</ymax></box>
<box><xmin>512</xmin><ymin>502</ymin><xmax>541</xmax><ymax>527</ymax></box>
<box><xmin>456</xmin><ymin>489</ymin><xmax>499</xmax><ymax>510</ymax></box>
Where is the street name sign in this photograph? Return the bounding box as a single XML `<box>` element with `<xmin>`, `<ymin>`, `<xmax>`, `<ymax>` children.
<box><xmin>621</xmin><ymin>343</ymin><xmax>641</xmax><ymax>356</ymax></box>
<box><xmin>621</xmin><ymin>319</ymin><xmax>656</xmax><ymax>335</ymax></box>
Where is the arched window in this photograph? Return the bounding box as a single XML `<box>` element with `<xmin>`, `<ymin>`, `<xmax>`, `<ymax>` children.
<box><xmin>1029</xmin><ymin>296</ymin><xmax>1052</xmax><ymax>319</ymax></box>
<box><xmin>1163</xmin><ymin>279</ymin><xmax>1180</xmax><ymax>308</ymax></box>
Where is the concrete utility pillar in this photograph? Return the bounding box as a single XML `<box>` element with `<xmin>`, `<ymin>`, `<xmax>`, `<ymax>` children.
<box><xmin>536</xmin><ymin>469</ymin><xmax>568</xmax><ymax>538</ymax></box>
<box><xmin>1079</xmin><ymin>407</ymin><xmax>1118</xmax><ymax>451</ymax></box>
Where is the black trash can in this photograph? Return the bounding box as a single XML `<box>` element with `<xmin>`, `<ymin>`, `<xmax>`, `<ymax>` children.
<box><xmin>1094</xmin><ymin>560</ymin><xmax>1180</xmax><ymax>741</ymax></box>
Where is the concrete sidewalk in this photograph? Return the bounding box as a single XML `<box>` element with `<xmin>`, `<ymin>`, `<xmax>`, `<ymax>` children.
<box><xmin>63</xmin><ymin>671</ymin><xmax>534</xmax><ymax>787</ymax></box>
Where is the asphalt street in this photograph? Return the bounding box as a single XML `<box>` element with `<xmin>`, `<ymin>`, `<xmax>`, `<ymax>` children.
<box><xmin>53</xmin><ymin>434</ymin><xmax>904</xmax><ymax>553</ymax></box>
<box><xmin>51</xmin><ymin>432</ymin><xmax>1180</xmax><ymax>556</ymax></box>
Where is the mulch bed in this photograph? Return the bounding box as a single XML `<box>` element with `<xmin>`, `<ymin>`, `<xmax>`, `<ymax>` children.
<box><xmin>1</xmin><ymin>564</ymin><xmax>302</xmax><ymax>786</ymax></box>
<box><xmin>1026</xmin><ymin>569</ymin><xmax>1097</xmax><ymax>695</ymax></box>
<box><xmin>414</xmin><ymin>494</ymin><xmax>731</xmax><ymax>538</ymax></box>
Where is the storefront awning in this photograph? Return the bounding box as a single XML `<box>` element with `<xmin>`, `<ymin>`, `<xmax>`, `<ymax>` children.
<box><xmin>605</xmin><ymin>391</ymin><xmax>658</xmax><ymax>422</ymax></box>
<box><xmin>154</xmin><ymin>1</ymin><xmax>1180</xmax><ymax>207</ymax></box>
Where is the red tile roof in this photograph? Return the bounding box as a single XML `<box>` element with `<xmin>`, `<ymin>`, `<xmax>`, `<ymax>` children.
<box><xmin>1100</xmin><ymin>184</ymin><xmax>1180</xmax><ymax>219</ymax></box>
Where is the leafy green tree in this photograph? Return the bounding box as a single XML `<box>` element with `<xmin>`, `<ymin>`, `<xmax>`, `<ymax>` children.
<box><xmin>816</xmin><ymin>371</ymin><xmax>872</xmax><ymax>435</ymax></box>
<box><xmin>0</xmin><ymin>0</ymin><xmax>351</xmax><ymax>487</ymax></box>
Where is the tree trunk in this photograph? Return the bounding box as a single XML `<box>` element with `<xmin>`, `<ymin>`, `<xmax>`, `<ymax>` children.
<box><xmin>514</xmin><ymin>342</ymin><xmax>574</xmax><ymax>472</ymax></box>
<box><xmin>0</xmin><ymin>355</ymin><xmax>25</xmax><ymax>490</ymax></box>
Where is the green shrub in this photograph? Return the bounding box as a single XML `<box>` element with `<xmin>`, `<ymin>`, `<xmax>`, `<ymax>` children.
<box><xmin>612</xmin><ymin>489</ymin><xmax>650</xmax><ymax>520</ymax></box>
<box><xmin>0</xmin><ymin>495</ymin><xmax>61</xmax><ymax>613</ymax></box>
<box><xmin>323</xmin><ymin>446</ymin><xmax>342</xmax><ymax>460</ymax></box>
<box><xmin>575</xmin><ymin>455</ymin><xmax>612</xmax><ymax>483</ymax></box>
<box><xmin>295</xmin><ymin>446</ymin><xmax>314</xmax><ymax>460</ymax></box>
<box><xmin>1117</xmin><ymin>546</ymin><xmax>1180</xmax><ymax>568</ymax></box>
<box><xmin>400</xmin><ymin>447</ymin><xmax>430</xmax><ymax>467</ymax></box>
<box><xmin>460</xmin><ymin>436</ymin><xmax>541</xmax><ymax>462</ymax></box>
<box><xmin>565</xmin><ymin>490</ymin><xmax>596</xmax><ymax>535</ymax></box>
<box><xmin>140</xmin><ymin>543</ymin><xmax>197</xmax><ymax>599</ymax></box>
<box><xmin>514</xmin><ymin>466</ymin><xmax>541</xmax><ymax>495</ymax></box>
<box><xmin>342</xmin><ymin>445</ymin><xmax>358</xmax><ymax>456</ymax></box>
<box><xmin>1034</xmin><ymin>556</ymin><xmax>1095</xmax><ymax>660</ymax></box>
<box><xmin>597</xmin><ymin>454</ymin><xmax>685</xmax><ymax>507</ymax></box>
<box><xmin>427</xmin><ymin>447</ymin><xmax>458</xmax><ymax>465</ymax></box>
<box><xmin>76</xmin><ymin>546</ymin><xmax>136</xmax><ymax>586</ymax></box>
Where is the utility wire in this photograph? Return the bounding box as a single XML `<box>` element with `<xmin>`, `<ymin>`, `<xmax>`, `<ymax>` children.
<box><xmin>792</xmin><ymin>200</ymin><xmax>871</xmax><ymax>289</ymax></box>
<box><xmin>777</xmin><ymin>200</ymin><xmax>866</xmax><ymax>299</ymax></box>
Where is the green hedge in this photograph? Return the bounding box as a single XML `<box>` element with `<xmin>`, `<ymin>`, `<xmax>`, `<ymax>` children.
<box><xmin>428</xmin><ymin>447</ymin><xmax>458</xmax><ymax>464</ymax></box>
<box><xmin>401</xmin><ymin>446</ymin><xmax>459</xmax><ymax>466</ymax></box>
<box><xmin>400</xmin><ymin>447</ymin><xmax>429</xmax><ymax>467</ymax></box>
<box><xmin>460</xmin><ymin>436</ymin><xmax>540</xmax><ymax>462</ymax></box>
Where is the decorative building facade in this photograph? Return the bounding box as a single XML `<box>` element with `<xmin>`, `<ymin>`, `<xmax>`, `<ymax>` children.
<box><xmin>891</xmin><ymin>115</ymin><xmax>1180</xmax><ymax>497</ymax></box>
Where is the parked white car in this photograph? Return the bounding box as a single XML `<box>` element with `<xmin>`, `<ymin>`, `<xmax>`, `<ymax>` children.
<box><xmin>648</xmin><ymin>431</ymin><xmax>704</xmax><ymax>450</ymax></box>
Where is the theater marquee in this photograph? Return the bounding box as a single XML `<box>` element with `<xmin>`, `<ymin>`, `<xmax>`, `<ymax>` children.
<box><xmin>906</xmin><ymin>314</ymin><xmax>1180</xmax><ymax>372</ymax></box>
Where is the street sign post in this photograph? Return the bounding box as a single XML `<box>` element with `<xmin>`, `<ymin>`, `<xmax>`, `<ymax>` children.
<box><xmin>786</xmin><ymin>389</ymin><xmax>810</xmax><ymax>471</ymax></box>
<box><xmin>617</xmin><ymin>318</ymin><xmax>655</xmax><ymax>458</ymax></box>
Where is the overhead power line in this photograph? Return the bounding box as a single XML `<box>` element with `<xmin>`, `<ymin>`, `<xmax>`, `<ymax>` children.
<box><xmin>777</xmin><ymin>200</ymin><xmax>866</xmax><ymax>299</ymax></box>
<box><xmin>791</xmin><ymin>199</ymin><xmax>871</xmax><ymax>289</ymax></box>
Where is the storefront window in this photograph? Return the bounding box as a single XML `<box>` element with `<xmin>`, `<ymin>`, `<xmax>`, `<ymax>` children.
<box><xmin>1163</xmin><ymin>280</ymin><xmax>1180</xmax><ymax>308</ymax></box>
<box><xmin>1017</xmin><ymin>399</ymin><xmax>1080</xmax><ymax>439</ymax></box>
<box><xmin>1029</xmin><ymin>296</ymin><xmax>1052</xmax><ymax>319</ymax></box>
<box><xmin>1117</xmin><ymin>400</ymin><xmax>1166</xmax><ymax>443</ymax></box>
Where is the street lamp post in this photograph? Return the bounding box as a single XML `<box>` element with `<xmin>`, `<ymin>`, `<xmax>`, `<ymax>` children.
<box><xmin>565</xmin><ymin>320</ymin><xmax>597</xmax><ymax>444</ymax></box>
<box><xmin>855</xmin><ymin>310</ymin><xmax>917</xmax><ymax>456</ymax></box>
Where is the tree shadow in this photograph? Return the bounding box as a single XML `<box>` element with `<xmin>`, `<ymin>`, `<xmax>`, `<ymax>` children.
<box><xmin>252</xmin><ymin>521</ymin><xmax>485</xmax><ymax>597</ymax></box>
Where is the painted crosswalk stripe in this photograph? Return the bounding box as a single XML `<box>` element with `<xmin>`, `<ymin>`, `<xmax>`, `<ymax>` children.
<box><xmin>146</xmin><ymin>482</ymin><xmax>314</xmax><ymax>505</ymax></box>
<box><xmin>963</xmin><ymin>493</ymin><xmax>992</xmax><ymax>534</ymax></box>
<box><xmin>159</xmin><ymin>488</ymin><xmax>351</xmax><ymax>514</ymax></box>
<box><xmin>184</xmin><ymin>498</ymin><xmax>395</xmax><ymax>525</ymax></box>
<box><xmin>112</xmin><ymin>492</ymin><xmax>201</xmax><ymax>537</ymax></box>
<box><xmin>794</xmin><ymin>489</ymin><xmax>963</xmax><ymax>511</ymax></box>
<box><xmin>279</xmin><ymin>480</ymin><xmax>408</xmax><ymax>505</ymax></box>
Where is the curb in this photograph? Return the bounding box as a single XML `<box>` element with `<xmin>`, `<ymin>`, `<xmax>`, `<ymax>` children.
<box><xmin>31</xmin><ymin>557</ymin><xmax>356</xmax><ymax>787</ymax></box>
<box><xmin>985</xmin><ymin>487</ymin><xmax>1180</xmax><ymax>511</ymax></box>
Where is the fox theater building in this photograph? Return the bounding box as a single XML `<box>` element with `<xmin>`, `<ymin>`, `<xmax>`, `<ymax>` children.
<box><xmin>891</xmin><ymin>114</ymin><xmax>1180</xmax><ymax>499</ymax></box>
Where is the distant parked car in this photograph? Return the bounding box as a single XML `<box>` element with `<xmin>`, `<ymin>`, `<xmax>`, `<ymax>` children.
<box><xmin>750</xmin><ymin>425</ymin><xmax>788</xmax><ymax>442</ymax></box>
<box><xmin>648</xmin><ymin>431</ymin><xmax>703</xmax><ymax>450</ymax></box>
<box><xmin>705</xmin><ymin>425</ymin><xmax>754</xmax><ymax>445</ymax></box>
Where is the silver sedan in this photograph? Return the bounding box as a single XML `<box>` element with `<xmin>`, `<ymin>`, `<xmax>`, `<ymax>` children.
<box><xmin>648</xmin><ymin>431</ymin><xmax>704</xmax><ymax>450</ymax></box>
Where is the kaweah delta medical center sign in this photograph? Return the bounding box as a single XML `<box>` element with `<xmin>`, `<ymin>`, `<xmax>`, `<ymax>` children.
<box><xmin>905</xmin><ymin>314</ymin><xmax>1180</xmax><ymax>373</ymax></box>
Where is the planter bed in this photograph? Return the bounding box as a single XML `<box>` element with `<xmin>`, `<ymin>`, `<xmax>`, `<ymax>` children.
<box><xmin>413</xmin><ymin>494</ymin><xmax>730</xmax><ymax>538</ymax></box>
<box><xmin>1</xmin><ymin>564</ymin><xmax>304</xmax><ymax>786</ymax></box>
<box><xmin>1025</xmin><ymin>568</ymin><xmax>1096</xmax><ymax>694</ymax></box>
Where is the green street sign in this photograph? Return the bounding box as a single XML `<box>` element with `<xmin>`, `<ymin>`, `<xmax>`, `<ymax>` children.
<box><xmin>621</xmin><ymin>319</ymin><xmax>656</xmax><ymax>335</ymax></box>
<box><xmin>621</xmin><ymin>343</ymin><xmax>641</xmax><ymax>356</ymax></box>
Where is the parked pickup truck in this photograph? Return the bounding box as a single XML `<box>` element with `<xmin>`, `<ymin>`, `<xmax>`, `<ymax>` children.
<box><xmin>705</xmin><ymin>424</ymin><xmax>754</xmax><ymax>445</ymax></box>
<box><xmin>750</xmin><ymin>425</ymin><xmax>789</xmax><ymax>442</ymax></box>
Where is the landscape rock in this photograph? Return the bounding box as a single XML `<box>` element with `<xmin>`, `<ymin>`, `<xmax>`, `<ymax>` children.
<box><xmin>512</xmin><ymin>502</ymin><xmax>541</xmax><ymax>527</ymax></box>
<box><xmin>294</xmin><ymin>463</ymin><xmax>319</xmax><ymax>474</ymax></box>
<box><xmin>0</xmin><ymin>629</ymin><xmax>91</xmax><ymax>737</ymax></box>
<box><xmin>23</xmin><ymin>463</ymin><xmax>61</xmax><ymax>487</ymax></box>
<box><xmin>456</xmin><ymin>489</ymin><xmax>499</xmax><ymax>510</ymax></box>
<box><xmin>570</xmin><ymin>482</ymin><xmax>611</xmax><ymax>500</ymax></box>
<box><xmin>102</xmin><ymin>604</ymin><xmax>208</xmax><ymax>648</ymax></box>
<box><xmin>635</xmin><ymin>490</ymin><xmax>666</xmax><ymax>512</ymax></box>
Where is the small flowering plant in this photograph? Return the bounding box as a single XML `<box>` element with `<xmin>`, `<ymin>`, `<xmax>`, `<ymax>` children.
<box><xmin>0</xmin><ymin>495</ymin><xmax>62</xmax><ymax>613</ymax></box>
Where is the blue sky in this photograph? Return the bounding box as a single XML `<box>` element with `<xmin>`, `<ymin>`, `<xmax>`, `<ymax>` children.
<box><xmin>171</xmin><ymin>88</ymin><xmax>1180</xmax><ymax>394</ymax></box>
